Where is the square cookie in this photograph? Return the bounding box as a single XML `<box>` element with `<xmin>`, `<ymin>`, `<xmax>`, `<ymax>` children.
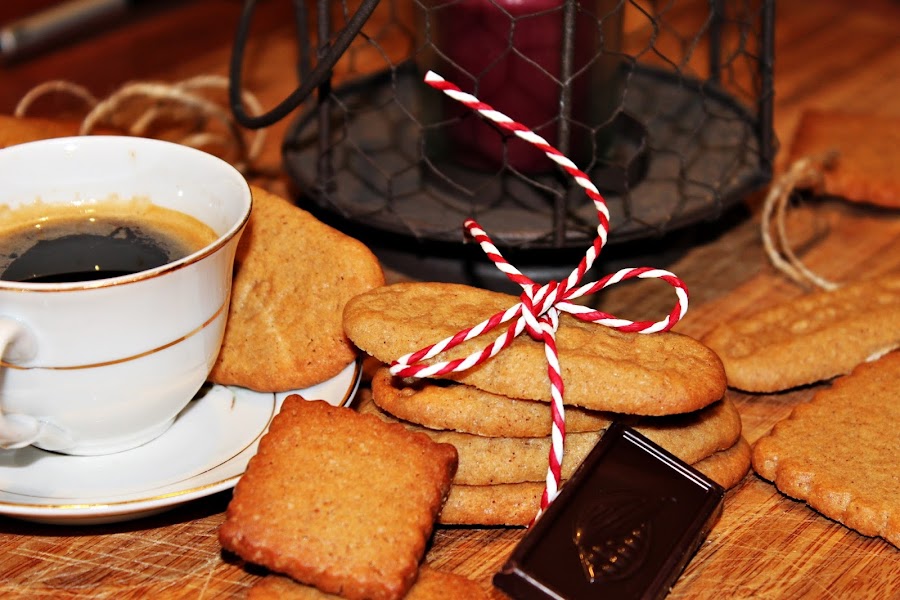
<box><xmin>219</xmin><ymin>397</ymin><xmax>458</xmax><ymax>600</ymax></box>
<box><xmin>787</xmin><ymin>109</ymin><xmax>900</xmax><ymax>208</ymax></box>
<box><xmin>247</xmin><ymin>566</ymin><xmax>493</xmax><ymax>600</ymax></box>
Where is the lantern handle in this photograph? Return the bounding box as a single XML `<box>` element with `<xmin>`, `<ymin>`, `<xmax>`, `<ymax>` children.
<box><xmin>228</xmin><ymin>0</ymin><xmax>382</xmax><ymax>129</ymax></box>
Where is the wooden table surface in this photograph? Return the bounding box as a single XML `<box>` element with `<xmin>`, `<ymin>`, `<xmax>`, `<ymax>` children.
<box><xmin>1</xmin><ymin>0</ymin><xmax>899</xmax><ymax>598</ymax></box>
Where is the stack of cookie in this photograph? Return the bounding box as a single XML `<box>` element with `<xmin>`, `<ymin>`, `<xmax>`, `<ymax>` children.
<box><xmin>344</xmin><ymin>282</ymin><xmax>751</xmax><ymax>526</ymax></box>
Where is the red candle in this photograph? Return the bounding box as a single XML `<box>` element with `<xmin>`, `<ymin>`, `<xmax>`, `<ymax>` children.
<box><xmin>423</xmin><ymin>0</ymin><xmax>621</xmax><ymax>173</ymax></box>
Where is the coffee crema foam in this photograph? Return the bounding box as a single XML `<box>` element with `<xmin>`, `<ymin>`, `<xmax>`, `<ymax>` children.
<box><xmin>0</xmin><ymin>196</ymin><xmax>219</xmax><ymax>283</ymax></box>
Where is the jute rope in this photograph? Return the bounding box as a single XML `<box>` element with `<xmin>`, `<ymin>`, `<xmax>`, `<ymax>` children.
<box><xmin>760</xmin><ymin>151</ymin><xmax>840</xmax><ymax>291</ymax></box>
<box><xmin>14</xmin><ymin>75</ymin><xmax>273</xmax><ymax>177</ymax></box>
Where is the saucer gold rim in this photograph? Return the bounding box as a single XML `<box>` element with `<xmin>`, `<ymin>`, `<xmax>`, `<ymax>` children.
<box><xmin>0</xmin><ymin>359</ymin><xmax>360</xmax><ymax>522</ymax></box>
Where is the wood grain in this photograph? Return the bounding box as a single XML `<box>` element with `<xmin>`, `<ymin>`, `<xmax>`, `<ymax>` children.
<box><xmin>0</xmin><ymin>0</ymin><xmax>899</xmax><ymax>598</ymax></box>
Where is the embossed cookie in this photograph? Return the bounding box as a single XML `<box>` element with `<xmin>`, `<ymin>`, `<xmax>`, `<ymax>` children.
<box><xmin>696</xmin><ymin>436</ymin><xmax>751</xmax><ymax>491</ymax></box>
<box><xmin>372</xmin><ymin>367</ymin><xmax>614</xmax><ymax>437</ymax></box>
<box><xmin>344</xmin><ymin>282</ymin><xmax>726</xmax><ymax>415</ymax></box>
<box><xmin>787</xmin><ymin>109</ymin><xmax>900</xmax><ymax>208</ymax></box>
<box><xmin>702</xmin><ymin>274</ymin><xmax>900</xmax><ymax>392</ymax></box>
<box><xmin>359</xmin><ymin>392</ymin><xmax>741</xmax><ymax>485</ymax></box>
<box><xmin>209</xmin><ymin>186</ymin><xmax>384</xmax><ymax>391</ymax></box>
<box><xmin>752</xmin><ymin>351</ymin><xmax>900</xmax><ymax>547</ymax></box>
<box><xmin>248</xmin><ymin>567</ymin><xmax>493</xmax><ymax>600</ymax></box>
<box><xmin>218</xmin><ymin>397</ymin><xmax>458</xmax><ymax>600</ymax></box>
<box><xmin>440</xmin><ymin>436</ymin><xmax>751</xmax><ymax>526</ymax></box>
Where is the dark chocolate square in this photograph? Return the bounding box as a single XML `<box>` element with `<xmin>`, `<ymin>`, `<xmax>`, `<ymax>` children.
<box><xmin>493</xmin><ymin>422</ymin><xmax>725</xmax><ymax>600</ymax></box>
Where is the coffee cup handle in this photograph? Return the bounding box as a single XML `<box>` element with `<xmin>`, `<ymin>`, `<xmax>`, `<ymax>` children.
<box><xmin>0</xmin><ymin>318</ymin><xmax>73</xmax><ymax>451</ymax></box>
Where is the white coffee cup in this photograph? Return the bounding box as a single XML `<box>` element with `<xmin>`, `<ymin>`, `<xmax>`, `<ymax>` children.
<box><xmin>0</xmin><ymin>136</ymin><xmax>252</xmax><ymax>455</ymax></box>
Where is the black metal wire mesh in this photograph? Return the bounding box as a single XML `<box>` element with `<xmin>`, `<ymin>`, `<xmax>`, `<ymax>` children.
<box><xmin>274</xmin><ymin>0</ymin><xmax>774</xmax><ymax>255</ymax></box>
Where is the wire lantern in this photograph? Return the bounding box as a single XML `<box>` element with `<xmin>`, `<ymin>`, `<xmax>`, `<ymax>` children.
<box><xmin>231</xmin><ymin>0</ymin><xmax>775</xmax><ymax>286</ymax></box>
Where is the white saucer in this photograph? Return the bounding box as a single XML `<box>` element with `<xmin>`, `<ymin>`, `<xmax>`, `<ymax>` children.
<box><xmin>0</xmin><ymin>360</ymin><xmax>361</xmax><ymax>525</ymax></box>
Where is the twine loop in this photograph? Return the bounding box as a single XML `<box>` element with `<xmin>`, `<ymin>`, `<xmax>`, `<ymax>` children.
<box><xmin>392</xmin><ymin>72</ymin><xmax>690</xmax><ymax>520</ymax></box>
<box><xmin>761</xmin><ymin>151</ymin><xmax>840</xmax><ymax>291</ymax></box>
<box><xmin>14</xmin><ymin>75</ymin><xmax>273</xmax><ymax>177</ymax></box>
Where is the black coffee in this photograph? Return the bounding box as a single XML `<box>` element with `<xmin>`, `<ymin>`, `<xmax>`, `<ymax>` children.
<box><xmin>0</xmin><ymin>201</ymin><xmax>218</xmax><ymax>284</ymax></box>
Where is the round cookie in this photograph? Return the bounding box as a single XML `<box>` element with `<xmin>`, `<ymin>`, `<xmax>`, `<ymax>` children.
<box><xmin>697</xmin><ymin>436</ymin><xmax>751</xmax><ymax>491</ymax></box>
<box><xmin>634</xmin><ymin>398</ymin><xmax>743</xmax><ymax>469</ymax></box>
<box><xmin>439</xmin><ymin>436</ymin><xmax>751</xmax><ymax>526</ymax></box>
<box><xmin>344</xmin><ymin>282</ymin><xmax>726</xmax><ymax>416</ymax></box>
<box><xmin>359</xmin><ymin>393</ymin><xmax>742</xmax><ymax>485</ymax></box>
<box><xmin>371</xmin><ymin>367</ymin><xmax>616</xmax><ymax>437</ymax></box>
<box><xmin>702</xmin><ymin>274</ymin><xmax>900</xmax><ymax>392</ymax></box>
<box><xmin>210</xmin><ymin>186</ymin><xmax>384</xmax><ymax>391</ymax></box>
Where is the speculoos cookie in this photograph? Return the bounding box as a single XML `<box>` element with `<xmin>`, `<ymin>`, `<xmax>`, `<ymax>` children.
<box><xmin>360</xmin><ymin>392</ymin><xmax>741</xmax><ymax>486</ymax></box>
<box><xmin>787</xmin><ymin>109</ymin><xmax>900</xmax><ymax>208</ymax></box>
<box><xmin>219</xmin><ymin>397</ymin><xmax>457</xmax><ymax>600</ymax></box>
<box><xmin>371</xmin><ymin>367</ymin><xmax>614</xmax><ymax>437</ymax></box>
<box><xmin>210</xmin><ymin>186</ymin><xmax>384</xmax><ymax>391</ymax></box>
<box><xmin>440</xmin><ymin>435</ymin><xmax>750</xmax><ymax>527</ymax></box>
<box><xmin>247</xmin><ymin>566</ymin><xmax>493</xmax><ymax>600</ymax></box>
<box><xmin>703</xmin><ymin>274</ymin><xmax>900</xmax><ymax>392</ymax></box>
<box><xmin>344</xmin><ymin>282</ymin><xmax>725</xmax><ymax>415</ymax></box>
<box><xmin>752</xmin><ymin>351</ymin><xmax>900</xmax><ymax>547</ymax></box>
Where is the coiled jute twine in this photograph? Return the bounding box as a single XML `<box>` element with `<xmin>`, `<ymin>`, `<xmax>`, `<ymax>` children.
<box><xmin>14</xmin><ymin>75</ymin><xmax>273</xmax><ymax>178</ymax></box>
<box><xmin>760</xmin><ymin>151</ymin><xmax>841</xmax><ymax>291</ymax></box>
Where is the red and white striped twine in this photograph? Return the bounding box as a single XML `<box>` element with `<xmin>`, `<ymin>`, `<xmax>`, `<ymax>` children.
<box><xmin>390</xmin><ymin>71</ymin><xmax>689</xmax><ymax>521</ymax></box>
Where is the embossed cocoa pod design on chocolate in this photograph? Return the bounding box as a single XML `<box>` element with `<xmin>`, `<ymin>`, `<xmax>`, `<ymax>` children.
<box><xmin>572</xmin><ymin>490</ymin><xmax>674</xmax><ymax>583</ymax></box>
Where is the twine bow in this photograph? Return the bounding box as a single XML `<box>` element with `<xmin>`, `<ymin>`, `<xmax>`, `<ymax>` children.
<box><xmin>391</xmin><ymin>72</ymin><xmax>689</xmax><ymax>520</ymax></box>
